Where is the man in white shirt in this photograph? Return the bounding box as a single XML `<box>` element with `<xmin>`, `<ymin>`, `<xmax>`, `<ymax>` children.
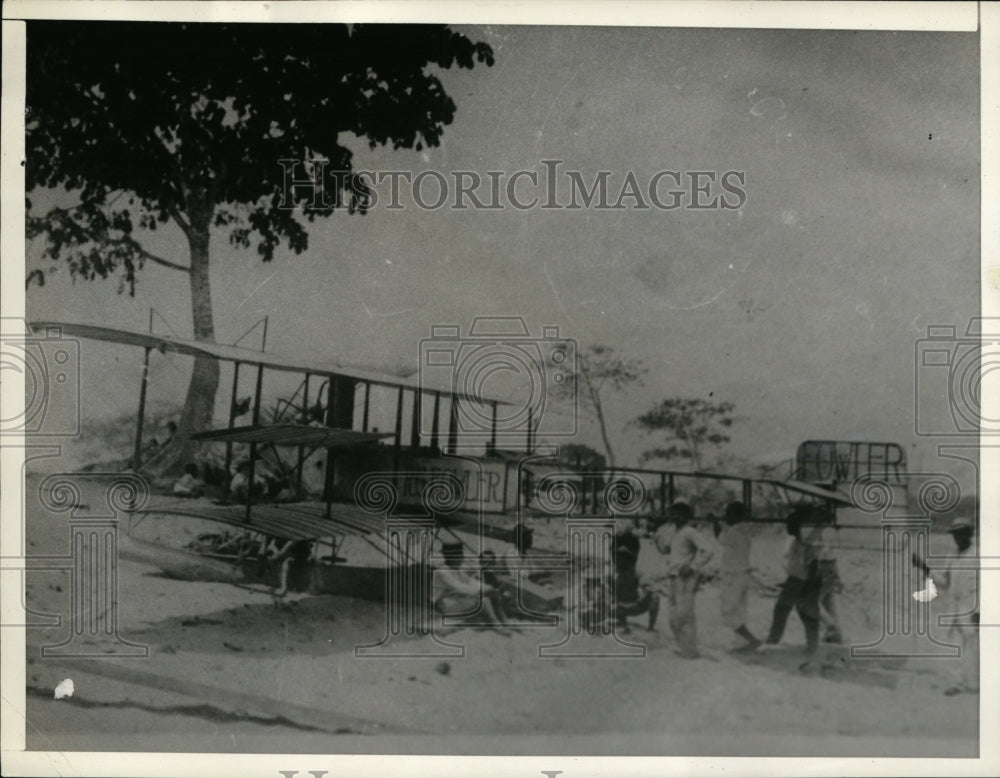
<box><xmin>913</xmin><ymin>517</ymin><xmax>979</xmax><ymax>695</ymax></box>
<box><xmin>434</xmin><ymin>541</ymin><xmax>510</xmax><ymax>634</ymax></box>
<box><xmin>765</xmin><ymin>508</ymin><xmax>821</xmax><ymax>654</ymax></box>
<box><xmin>655</xmin><ymin>501</ymin><xmax>714</xmax><ymax>658</ymax></box>
<box><xmin>717</xmin><ymin>501</ymin><xmax>762</xmax><ymax>650</ymax></box>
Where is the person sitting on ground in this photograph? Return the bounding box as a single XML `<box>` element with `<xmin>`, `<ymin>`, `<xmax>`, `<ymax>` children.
<box><xmin>140</xmin><ymin>420</ymin><xmax>179</xmax><ymax>468</ymax></box>
<box><xmin>480</xmin><ymin>549</ymin><xmax>502</xmax><ymax>588</ymax></box>
<box><xmin>229</xmin><ymin>460</ymin><xmax>268</xmax><ymax>503</ymax></box>
<box><xmin>172</xmin><ymin>463</ymin><xmax>205</xmax><ymax>498</ymax></box>
<box><xmin>482</xmin><ymin>549</ymin><xmax>521</xmax><ymax>615</ymax></box>
<box><xmin>765</xmin><ymin>507</ymin><xmax>821</xmax><ymax>655</ymax></box>
<box><xmin>501</xmin><ymin>522</ymin><xmax>534</xmax><ymax>574</ymax></box>
<box><xmin>717</xmin><ymin>500</ymin><xmax>763</xmax><ymax>650</ymax></box>
<box><xmin>434</xmin><ymin>541</ymin><xmax>510</xmax><ymax>634</ymax></box>
<box><xmin>501</xmin><ymin>522</ymin><xmax>555</xmax><ymax>619</ymax></box>
<box><xmin>573</xmin><ymin>555</ymin><xmax>613</xmax><ymax>633</ymax></box>
<box><xmin>614</xmin><ymin>543</ymin><xmax>659</xmax><ymax>633</ymax></box>
<box><xmin>141</xmin><ymin>436</ymin><xmax>161</xmax><ymax>460</ymax></box>
<box><xmin>268</xmin><ymin>474</ymin><xmax>302</xmax><ymax>503</ymax></box>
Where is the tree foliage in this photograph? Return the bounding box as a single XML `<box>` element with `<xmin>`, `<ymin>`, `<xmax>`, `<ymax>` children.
<box><xmin>26</xmin><ymin>21</ymin><xmax>494</xmax><ymax>291</ymax></box>
<box><xmin>633</xmin><ymin>397</ymin><xmax>736</xmax><ymax>472</ymax></box>
<box><xmin>557</xmin><ymin>442</ymin><xmax>607</xmax><ymax>471</ymax></box>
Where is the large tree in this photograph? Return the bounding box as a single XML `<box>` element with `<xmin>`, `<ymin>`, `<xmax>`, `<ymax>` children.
<box><xmin>25</xmin><ymin>21</ymin><xmax>493</xmax><ymax>473</ymax></box>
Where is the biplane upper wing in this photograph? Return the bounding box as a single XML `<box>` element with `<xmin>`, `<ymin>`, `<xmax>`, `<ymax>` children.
<box><xmin>191</xmin><ymin>424</ymin><xmax>393</xmax><ymax>447</ymax></box>
<box><xmin>28</xmin><ymin>320</ymin><xmax>510</xmax><ymax>405</ymax></box>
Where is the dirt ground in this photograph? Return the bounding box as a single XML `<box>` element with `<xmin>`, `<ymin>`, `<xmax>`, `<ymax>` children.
<box><xmin>17</xmin><ymin>473</ymin><xmax>978</xmax><ymax>756</ymax></box>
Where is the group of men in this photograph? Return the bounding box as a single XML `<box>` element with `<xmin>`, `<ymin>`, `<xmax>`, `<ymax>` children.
<box><xmin>429</xmin><ymin>500</ymin><xmax>794</xmax><ymax>658</ymax></box>
<box><xmin>618</xmin><ymin>500</ymin><xmax>717</xmax><ymax>657</ymax></box>
<box><xmin>429</xmin><ymin>499</ymin><xmax>980</xmax><ymax>696</ymax></box>
<box><xmin>433</xmin><ymin>523</ymin><xmax>536</xmax><ymax>636</ymax></box>
<box><xmin>599</xmin><ymin>500</ymin><xmax>757</xmax><ymax>659</ymax></box>
<box><xmin>430</xmin><ymin>501</ymin><xmax>730</xmax><ymax>656</ymax></box>
<box><xmin>610</xmin><ymin>500</ymin><xmax>858</xmax><ymax>660</ymax></box>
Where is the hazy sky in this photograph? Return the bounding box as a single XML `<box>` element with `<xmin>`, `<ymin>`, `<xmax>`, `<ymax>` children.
<box><xmin>27</xmin><ymin>25</ymin><xmax>981</xmax><ymax>480</ymax></box>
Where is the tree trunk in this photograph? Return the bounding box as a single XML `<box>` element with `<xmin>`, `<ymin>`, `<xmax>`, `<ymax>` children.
<box><xmin>144</xmin><ymin>202</ymin><xmax>219</xmax><ymax>479</ymax></box>
<box><xmin>686</xmin><ymin>436</ymin><xmax>708</xmax><ymax>506</ymax></box>
<box><xmin>594</xmin><ymin>400</ymin><xmax>617</xmax><ymax>470</ymax></box>
<box><xmin>581</xmin><ymin>362</ymin><xmax>616</xmax><ymax>469</ymax></box>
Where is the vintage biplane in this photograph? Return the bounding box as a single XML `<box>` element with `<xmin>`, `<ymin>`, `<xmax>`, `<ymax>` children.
<box><xmin>30</xmin><ymin>317</ymin><xmax>860</xmax><ymax>610</ymax></box>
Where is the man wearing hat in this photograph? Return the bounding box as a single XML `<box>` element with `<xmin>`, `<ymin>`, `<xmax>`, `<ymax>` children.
<box><xmin>717</xmin><ymin>500</ymin><xmax>763</xmax><ymax>650</ymax></box>
<box><xmin>655</xmin><ymin>501</ymin><xmax>714</xmax><ymax>658</ymax></box>
<box><xmin>912</xmin><ymin>517</ymin><xmax>979</xmax><ymax>695</ymax></box>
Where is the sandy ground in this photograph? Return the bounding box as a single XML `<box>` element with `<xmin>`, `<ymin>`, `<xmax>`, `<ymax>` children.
<box><xmin>17</xmin><ymin>473</ymin><xmax>978</xmax><ymax>756</ymax></box>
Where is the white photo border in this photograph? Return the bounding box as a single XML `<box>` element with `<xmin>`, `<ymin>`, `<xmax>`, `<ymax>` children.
<box><xmin>1</xmin><ymin>2</ymin><xmax>996</xmax><ymax>776</ymax></box>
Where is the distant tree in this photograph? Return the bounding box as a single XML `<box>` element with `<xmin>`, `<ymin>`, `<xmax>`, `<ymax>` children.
<box><xmin>25</xmin><ymin>21</ymin><xmax>493</xmax><ymax>474</ymax></box>
<box><xmin>552</xmin><ymin>344</ymin><xmax>646</xmax><ymax>469</ymax></box>
<box><xmin>634</xmin><ymin>398</ymin><xmax>736</xmax><ymax>473</ymax></box>
<box><xmin>557</xmin><ymin>442</ymin><xmax>607</xmax><ymax>471</ymax></box>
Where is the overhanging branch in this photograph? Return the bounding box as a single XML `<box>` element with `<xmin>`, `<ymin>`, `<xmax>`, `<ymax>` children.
<box><xmin>131</xmin><ymin>240</ymin><xmax>190</xmax><ymax>272</ymax></box>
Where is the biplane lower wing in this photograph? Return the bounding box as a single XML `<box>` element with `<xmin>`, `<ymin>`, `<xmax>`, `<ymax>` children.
<box><xmin>132</xmin><ymin>500</ymin><xmax>389</xmax><ymax>541</ymax></box>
